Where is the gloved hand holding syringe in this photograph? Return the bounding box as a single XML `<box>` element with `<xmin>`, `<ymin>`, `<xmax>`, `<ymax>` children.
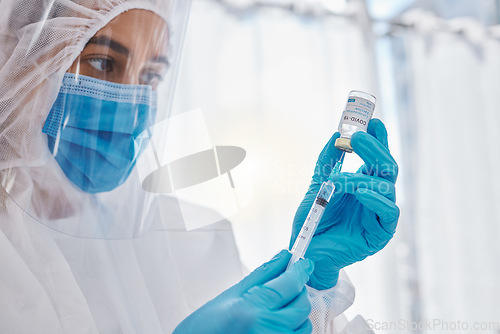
<box><xmin>288</xmin><ymin>90</ymin><xmax>377</xmax><ymax>269</ymax></box>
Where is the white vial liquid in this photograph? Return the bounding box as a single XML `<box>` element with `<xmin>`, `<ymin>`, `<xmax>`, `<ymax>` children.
<box><xmin>335</xmin><ymin>90</ymin><xmax>376</xmax><ymax>152</ymax></box>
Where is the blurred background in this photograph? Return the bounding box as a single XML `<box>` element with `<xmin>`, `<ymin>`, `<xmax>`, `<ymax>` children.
<box><xmin>171</xmin><ymin>0</ymin><xmax>500</xmax><ymax>332</ymax></box>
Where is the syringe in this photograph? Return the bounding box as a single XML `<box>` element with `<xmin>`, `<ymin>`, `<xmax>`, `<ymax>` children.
<box><xmin>287</xmin><ymin>152</ymin><xmax>345</xmax><ymax>268</ymax></box>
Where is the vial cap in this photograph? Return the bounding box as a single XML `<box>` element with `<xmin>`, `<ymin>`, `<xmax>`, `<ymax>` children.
<box><xmin>335</xmin><ymin>138</ymin><xmax>353</xmax><ymax>153</ymax></box>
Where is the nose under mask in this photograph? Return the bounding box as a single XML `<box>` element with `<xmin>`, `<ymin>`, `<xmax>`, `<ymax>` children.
<box><xmin>42</xmin><ymin>73</ymin><xmax>157</xmax><ymax>194</ymax></box>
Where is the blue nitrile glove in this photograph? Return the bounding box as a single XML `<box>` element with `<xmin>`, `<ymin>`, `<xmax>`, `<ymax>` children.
<box><xmin>290</xmin><ymin>119</ymin><xmax>400</xmax><ymax>290</ymax></box>
<box><xmin>173</xmin><ymin>250</ymin><xmax>314</xmax><ymax>334</ymax></box>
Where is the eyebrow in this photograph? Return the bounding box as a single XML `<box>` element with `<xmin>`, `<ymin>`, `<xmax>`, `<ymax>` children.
<box><xmin>86</xmin><ymin>36</ymin><xmax>170</xmax><ymax>66</ymax></box>
<box><xmin>86</xmin><ymin>36</ymin><xmax>130</xmax><ymax>56</ymax></box>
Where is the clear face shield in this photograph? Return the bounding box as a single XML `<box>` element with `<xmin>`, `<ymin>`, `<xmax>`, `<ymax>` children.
<box><xmin>0</xmin><ymin>0</ymin><xmax>204</xmax><ymax>238</ymax></box>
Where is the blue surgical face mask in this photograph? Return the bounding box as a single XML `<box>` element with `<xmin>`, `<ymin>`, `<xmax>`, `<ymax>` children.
<box><xmin>43</xmin><ymin>73</ymin><xmax>157</xmax><ymax>194</ymax></box>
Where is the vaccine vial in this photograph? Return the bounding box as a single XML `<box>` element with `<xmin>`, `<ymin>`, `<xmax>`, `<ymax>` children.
<box><xmin>335</xmin><ymin>90</ymin><xmax>376</xmax><ymax>153</ymax></box>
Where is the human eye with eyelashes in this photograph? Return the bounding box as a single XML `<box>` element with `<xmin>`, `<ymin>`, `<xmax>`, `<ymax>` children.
<box><xmin>139</xmin><ymin>66</ymin><xmax>168</xmax><ymax>89</ymax></box>
<box><xmin>140</xmin><ymin>71</ymin><xmax>163</xmax><ymax>86</ymax></box>
<box><xmin>85</xmin><ymin>56</ymin><xmax>114</xmax><ymax>73</ymax></box>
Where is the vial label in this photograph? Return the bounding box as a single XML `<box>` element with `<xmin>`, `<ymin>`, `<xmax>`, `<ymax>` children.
<box><xmin>340</xmin><ymin>97</ymin><xmax>375</xmax><ymax>130</ymax></box>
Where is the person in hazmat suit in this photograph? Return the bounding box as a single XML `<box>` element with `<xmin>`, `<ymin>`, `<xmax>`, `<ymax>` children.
<box><xmin>0</xmin><ymin>0</ymin><xmax>400</xmax><ymax>333</ymax></box>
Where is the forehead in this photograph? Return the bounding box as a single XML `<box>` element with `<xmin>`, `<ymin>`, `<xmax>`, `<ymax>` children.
<box><xmin>94</xmin><ymin>9</ymin><xmax>169</xmax><ymax>55</ymax></box>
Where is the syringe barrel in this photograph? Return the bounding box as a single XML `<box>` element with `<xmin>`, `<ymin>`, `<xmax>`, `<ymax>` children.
<box><xmin>287</xmin><ymin>181</ymin><xmax>334</xmax><ymax>268</ymax></box>
<box><xmin>317</xmin><ymin>180</ymin><xmax>335</xmax><ymax>203</ymax></box>
<box><xmin>288</xmin><ymin>203</ymin><xmax>326</xmax><ymax>266</ymax></box>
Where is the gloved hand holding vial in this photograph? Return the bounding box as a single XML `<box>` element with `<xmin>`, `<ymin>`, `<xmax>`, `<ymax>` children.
<box><xmin>289</xmin><ymin>90</ymin><xmax>400</xmax><ymax>290</ymax></box>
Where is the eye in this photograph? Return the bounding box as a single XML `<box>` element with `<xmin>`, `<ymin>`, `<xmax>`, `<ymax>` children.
<box><xmin>140</xmin><ymin>70</ymin><xmax>164</xmax><ymax>88</ymax></box>
<box><xmin>86</xmin><ymin>57</ymin><xmax>114</xmax><ymax>72</ymax></box>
